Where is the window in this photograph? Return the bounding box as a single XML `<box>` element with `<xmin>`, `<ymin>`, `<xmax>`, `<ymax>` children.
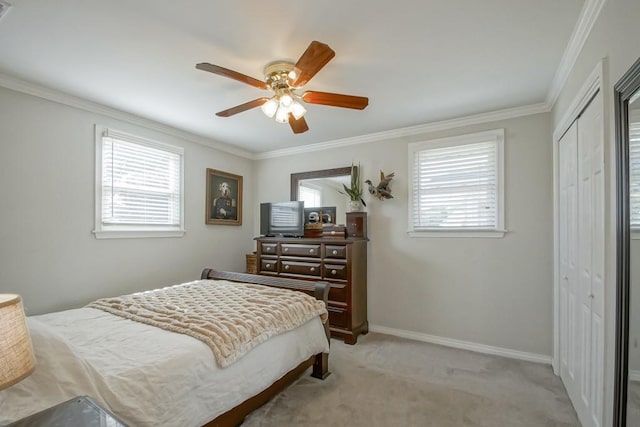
<box><xmin>408</xmin><ymin>129</ymin><xmax>505</xmax><ymax>238</ymax></box>
<box><xmin>630</xmin><ymin>110</ymin><xmax>640</xmax><ymax>231</ymax></box>
<box><xmin>298</xmin><ymin>183</ymin><xmax>322</xmax><ymax>208</ymax></box>
<box><xmin>94</xmin><ymin>127</ymin><xmax>185</xmax><ymax>239</ymax></box>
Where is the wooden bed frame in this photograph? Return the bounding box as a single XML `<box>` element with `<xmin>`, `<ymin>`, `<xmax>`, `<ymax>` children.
<box><xmin>200</xmin><ymin>269</ymin><xmax>331</xmax><ymax>427</ymax></box>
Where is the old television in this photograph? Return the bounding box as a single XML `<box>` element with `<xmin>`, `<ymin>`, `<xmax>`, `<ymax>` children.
<box><xmin>260</xmin><ymin>201</ymin><xmax>305</xmax><ymax>237</ymax></box>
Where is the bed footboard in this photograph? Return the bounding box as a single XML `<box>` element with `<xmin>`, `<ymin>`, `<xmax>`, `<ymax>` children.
<box><xmin>200</xmin><ymin>269</ymin><xmax>331</xmax><ymax>426</ymax></box>
<box><xmin>201</xmin><ymin>268</ymin><xmax>329</xmax><ymax>301</ymax></box>
<box><xmin>201</xmin><ymin>268</ymin><xmax>332</xmax><ymax>356</ymax></box>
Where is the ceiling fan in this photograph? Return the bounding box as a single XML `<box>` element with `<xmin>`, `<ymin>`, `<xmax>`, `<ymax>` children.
<box><xmin>196</xmin><ymin>41</ymin><xmax>369</xmax><ymax>134</ymax></box>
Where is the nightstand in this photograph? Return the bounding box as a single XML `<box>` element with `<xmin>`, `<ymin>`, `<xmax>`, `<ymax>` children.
<box><xmin>8</xmin><ymin>395</ymin><xmax>128</xmax><ymax>426</ymax></box>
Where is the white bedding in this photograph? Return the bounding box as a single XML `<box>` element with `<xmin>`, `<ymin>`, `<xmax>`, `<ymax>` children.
<box><xmin>0</xmin><ymin>307</ymin><xmax>329</xmax><ymax>426</ymax></box>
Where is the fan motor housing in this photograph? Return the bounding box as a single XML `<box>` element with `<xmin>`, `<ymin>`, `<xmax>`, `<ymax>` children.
<box><xmin>264</xmin><ymin>61</ymin><xmax>296</xmax><ymax>91</ymax></box>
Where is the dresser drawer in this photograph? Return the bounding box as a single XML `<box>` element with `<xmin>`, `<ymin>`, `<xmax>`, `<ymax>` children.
<box><xmin>328</xmin><ymin>305</ymin><xmax>348</xmax><ymax>329</ymax></box>
<box><xmin>322</xmin><ymin>225</ymin><xmax>346</xmax><ymax>239</ymax></box>
<box><xmin>281</xmin><ymin>244</ymin><xmax>321</xmax><ymax>257</ymax></box>
<box><xmin>324</xmin><ymin>264</ymin><xmax>347</xmax><ymax>280</ymax></box>
<box><xmin>281</xmin><ymin>260</ymin><xmax>321</xmax><ymax>277</ymax></box>
<box><xmin>325</xmin><ymin>245</ymin><xmax>347</xmax><ymax>259</ymax></box>
<box><xmin>260</xmin><ymin>259</ymin><xmax>278</xmax><ymax>272</ymax></box>
<box><xmin>261</xmin><ymin>243</ymin><xmax>278</xmax><ymax>256</ymax></box>
<box><xmin>255</xmin><ymin>236</ymin><xmax>367</xmax><ymax>345</ymax></box>
<box><xmin>328</xmin><ymin>283</ymin><xmax>347</xmax><ymax>303</ymax></box>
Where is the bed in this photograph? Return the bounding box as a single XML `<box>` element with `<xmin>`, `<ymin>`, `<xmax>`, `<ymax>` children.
<box><xmin>0</xmin><ymin>269</ymin><xmax>331</xmax><ymax>426</ymax></box>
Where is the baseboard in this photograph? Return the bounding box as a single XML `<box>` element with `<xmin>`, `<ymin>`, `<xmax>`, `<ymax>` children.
<box><xmin>630</xmin><ymin>370</ymin><xmax>640</xmax><ymax>382</ymax></box>
<box><xmin>369</xmin><ymin>324</ymin><xmax>552</xmax><ymax>365</ymax></box>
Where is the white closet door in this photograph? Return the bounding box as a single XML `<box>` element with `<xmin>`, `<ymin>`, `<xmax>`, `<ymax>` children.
<box><xmin>577</xmin><ymin>91</ymin><xmax>604</xmax><ymax>427</ymax></box>
<box><xmin>558</xmin><ymin>91</ymin><xmax>604</xmax><ymax>427</ymax></box>
<box><xmin>559</xmin><ymin>121</ymin><xmax>582</xmax><ymax>415</ymax></box>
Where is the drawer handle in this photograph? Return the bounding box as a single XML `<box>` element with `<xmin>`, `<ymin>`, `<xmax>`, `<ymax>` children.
<box><xmin>284</xmin><ymin>265</ymin><xmax>290</xmax><ymax>270</ymax></box>
<box><xmin>331</xmin><ymin>231</ymin><xmax>336</xmax><ymax>235</ymax></box>
<box><xmin>309</xmin><ymin>249</ymin><xmax>315</xmax><ymax>254</ymax></box>
<box><xmin>310</xmin><ymin>267</ymin><xmax>315</xmax><ymax>272</ymax></box>
<box><xmin>332</xmin><ymin>250</ymin><xmax>338</xmax><ymax>255</ymax></box>
<box><xmin>265</xmin><ymin>263</ymin><xmax>271</xmax><ymax>268</ymax></box>
<box><xmin>266</xmin><ymin>247</ymin><xmax>272</xmax><ymax>252</ymax></box>
<box><xmin>284</xmin><ymin>247</ymin><xmax>289</xmax><ymax>252</ymax></box>
<box><xmin>331</xmin><ymin>269</ymin><xmax>337</xmax><ymax>275</ymax></box>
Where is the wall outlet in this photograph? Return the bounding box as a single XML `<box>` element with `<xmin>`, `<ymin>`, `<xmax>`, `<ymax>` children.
<box><xmin>0</xmin><ymin>1</ymin><xmax>12</xmax><ymax>21</ymax></box>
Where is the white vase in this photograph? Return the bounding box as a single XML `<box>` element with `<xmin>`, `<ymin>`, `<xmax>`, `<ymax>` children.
<box><xmin>347</xmin><ymin>200</ymin><xmax>363</xmax><ymax>212</ymax></box>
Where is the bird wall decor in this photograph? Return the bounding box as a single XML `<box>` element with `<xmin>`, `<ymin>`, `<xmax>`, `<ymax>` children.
<box><xmin>366</xmin><ymin>171</ymin><xmax>395</xmax><ymax>200</ymax></box>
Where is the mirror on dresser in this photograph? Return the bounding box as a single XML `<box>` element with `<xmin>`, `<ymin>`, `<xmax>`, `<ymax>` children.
<box><xmin>290</xmin><ymin>167</ymin><xmax>353</xmax><ymax>224</ymax></box>
<box><xmin>614</xmin><ymin>56</ymin><xmax>640</xmax><ymax>427</ymax></box>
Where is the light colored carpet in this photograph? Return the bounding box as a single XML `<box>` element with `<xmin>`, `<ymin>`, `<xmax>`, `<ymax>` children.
<box><xmin>243</xmin><ymin>333</ymin><xmax>579</xmax><ymax>426</ymax></box>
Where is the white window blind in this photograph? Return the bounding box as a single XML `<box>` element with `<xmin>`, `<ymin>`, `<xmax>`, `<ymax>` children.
<box><xmin>271</xmin><ymin>204</ymin><xmax>301</xmax><ymax>227</ymax></box>
<box><xmin>94</xmin><ymin>127</ymin><xmax>184</xmax><ymax>238</ymax></box>
<box><xmin>630</xmin><ymin>112</ymin><xmax>640</xmax><ymax>229</ymax></box>
<box><xmin>299</xmin><ymin>184</ymin><xmax>322</xmax><ymax>208</ymax></box>
<box><xmin>408</xmin><ymin>129</ymin><xmax>505</xmax><ymax>237</ymax></box>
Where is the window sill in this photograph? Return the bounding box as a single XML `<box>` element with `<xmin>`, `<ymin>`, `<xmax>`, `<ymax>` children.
<box><xmin>407</xmin><ymin>229</ymin><xmax>506</xmax><ymax>239</ymax></box>
<box><xmin>93</xmin><ymin>228</ymin><xmax>186</xmax><ymax>239</ymax></box>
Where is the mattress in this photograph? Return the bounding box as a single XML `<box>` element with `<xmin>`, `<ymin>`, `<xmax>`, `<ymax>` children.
<box><xmin>0</xmin><ymin>307</ymin><xmax>329</xmax><ymax>426</ymax></box>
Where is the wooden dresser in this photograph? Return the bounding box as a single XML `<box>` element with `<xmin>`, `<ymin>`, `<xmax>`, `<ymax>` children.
<box><xmin>255</xmin><ymin>236</ymin><xmax>367</xmax><ymax>344</ymax></box>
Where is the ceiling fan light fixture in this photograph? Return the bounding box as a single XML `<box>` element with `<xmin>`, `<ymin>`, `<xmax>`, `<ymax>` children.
<box><xmin>261</xmin><ymin>97</ymin><xmax>278</xmax><ymax>118</ymax></box>
<box><xmin>279</xmin><ymin>93</ymin><xmax>293</xmax><ymax>109</ymax></box>
<box><xmin>291</xmin><ymin>101</ymin><xmax>306</xmax><ymax>120</ymax></box>
<box><xmin>275</xmin><ymin>107</ymin><xmax>289</xmax><ymax>124</ymax></box>
<box><xmin>197</xmin><ymin>41</ymin><xmax>368</xmax><ymax>134</ymax></box>
<box><xmin>287</xmin><ymin>67</ymin><xmax>299</xmax><ymax>83</ymax></box>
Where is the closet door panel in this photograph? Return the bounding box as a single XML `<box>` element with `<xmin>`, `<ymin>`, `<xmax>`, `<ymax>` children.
<box><xmin>578</xmin><ymin>135</ymin><xmax>593</xmax><ymax>411</ymax></box>
<box><xmin>558</xmin><ymin>90</ymin><xmax>604</xmax><ymax>427</ymax></box>
<box><xmin>559</xmin><ymin>122</ymin><xmax>581</xmax><ymax>404</ymax></box>
<box><xmin>578</xmin><ymin>91</ymin><xmax>605</xmax><ymax>426</ymax></box>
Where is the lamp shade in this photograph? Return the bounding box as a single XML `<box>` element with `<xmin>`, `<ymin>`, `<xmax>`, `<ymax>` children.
<box><xmin>0</xmin><ymin>294</ymin><xmax>35</xmax><ymax>390</ymax></box>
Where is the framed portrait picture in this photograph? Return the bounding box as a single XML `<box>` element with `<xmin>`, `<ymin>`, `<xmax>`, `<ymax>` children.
<box><xmin>206</xmin><ymin>169</ymin><xmax>243</xmax><ymax>225</ymax></box>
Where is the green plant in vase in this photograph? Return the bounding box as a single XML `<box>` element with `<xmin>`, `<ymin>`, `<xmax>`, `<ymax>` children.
<box><xmin>341</xmin><ymin>163</ymin><xmax>367</xmax><ymax>211</ymax></box>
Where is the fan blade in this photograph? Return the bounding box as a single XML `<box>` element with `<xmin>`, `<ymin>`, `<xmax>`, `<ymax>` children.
<box><xmin>302</xmin><ymin>91</ymin><xmax>369</xmax><ymax>110</ymax></box>
<box><xmin>289</xmin><ymin>114</ymin><xmax>309</xmax><ymax>134</ymax></box>
<box><xmin>196</xmin><ymin>63</ymin><xmax>267</xmax><ymax>90</ymax></box>
<box><xmin>289</xmin><ymin>41</ymin><xmax>335</xmax><ymax>87</ymax></box>
<box><xmin>216</xmin><ymin>98</ymin><xmax>269</xmax><ymax>117</ymax></box>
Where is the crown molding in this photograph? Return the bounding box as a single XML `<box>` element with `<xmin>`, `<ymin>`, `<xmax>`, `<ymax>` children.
<box><xmin>0</xmin><ymin>71</ymin><xmax>548</xmax><ymax>161</ymax></box>
<box><xmin>0</xmin><ymin>2</ymin><xmax>602</xmax><ymax>162</ymax></box>
<box><xmin>255</xmin><ymin>102</ymin><xmax>549</xmax><ymax>159</ymax></box>
<box><xmin>546</xmin><ymin>0</ymin><xmax>607</xmax><ymax>108</ymax></box>
<box><xmin>0</xmin><ymin>72</ymin><xmax>254</xmax><ymax>159</ymax></box>
<box><xmin>552</xmin><ymin>59</ymin><xmax>603</xmax><ymax>142</ymax></box>
<box><xmin>253</xmin><ymin>0</ymin><xmax>610</xmax><ymax>160</ymax></box>
<box><xmin>259</xmin><ymin>0</ymin><xmax>607</xmax><ymax>160</ymax></box>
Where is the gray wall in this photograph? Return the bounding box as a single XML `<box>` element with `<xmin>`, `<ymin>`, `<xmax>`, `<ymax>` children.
<box><xmin>0</xmin><ymin>87</ymin><xmax>256</xmax><ymax>315</ymax></box>
<box><xmin>256</xmin><ymin>112</ymin><xmax>554</xmax><ymax>357</ymax></box>
<box><xmin>5</xmin><ymin>2</ymin><xmax>638</xmax><ymax>394</ymax></box>
<box><xmin>550</xmin><ymin>0</ymin><xmax>640</xmax><ymax>421</ymax></box>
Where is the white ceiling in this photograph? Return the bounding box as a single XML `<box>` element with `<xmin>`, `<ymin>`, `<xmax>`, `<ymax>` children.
<box><xmin>0</xmin><ymin>0</ymin><xmax>584</xmax><ymax>154</ymax></box>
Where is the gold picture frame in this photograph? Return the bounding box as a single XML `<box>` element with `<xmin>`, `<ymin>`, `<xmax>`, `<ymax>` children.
<box><xmin>206</xmin><ymin>168</ymin><xmax>243</xmax><ymax>225</ymax></box>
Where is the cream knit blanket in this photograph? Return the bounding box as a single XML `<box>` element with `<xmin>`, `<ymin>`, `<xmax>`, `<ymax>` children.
<box><xmin>87</xmin><ymin>279</ymin><xmax>328</xmax><ymax>367</ymax></box>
